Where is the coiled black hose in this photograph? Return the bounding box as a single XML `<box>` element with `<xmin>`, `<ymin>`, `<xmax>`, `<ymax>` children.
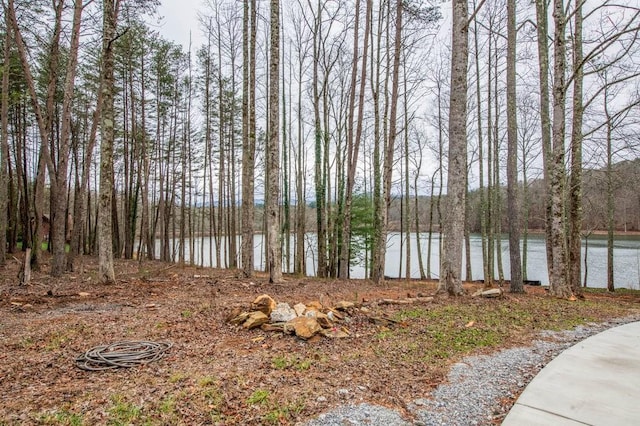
<box><xmin>75</xmin><ymin>341</ymin><xmax>172</xmax><ymax>371</ymax></box>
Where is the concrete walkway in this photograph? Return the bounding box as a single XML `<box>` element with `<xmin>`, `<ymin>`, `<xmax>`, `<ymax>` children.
<box><xmin>502</xmin><ymin>322</ymin><xmax>640</xmax><ymax>425</ymax></box>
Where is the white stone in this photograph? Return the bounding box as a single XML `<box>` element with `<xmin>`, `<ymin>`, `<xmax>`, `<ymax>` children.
<box><xmin>270</xmin><ymin>302</ymin><xmax>297</xmax><ymax>323</ymax></box>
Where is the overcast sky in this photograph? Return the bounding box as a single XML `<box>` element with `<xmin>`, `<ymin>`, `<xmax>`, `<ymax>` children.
<box><xmin>155</xmin><ymin>0</ymin><xmax>206</xmax><ymax>51</ymax></box>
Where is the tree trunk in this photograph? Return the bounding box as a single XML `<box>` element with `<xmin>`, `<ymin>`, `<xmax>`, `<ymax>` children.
<box><xmin>241</xmin><ymin>0</ymin><xmax>256</xmax><ymax>277</ymax></box>
<box><xmin>68</xmin><ymin>98</ymin><xmax>100</xmax><ymax>271</ymax></box>
<box><xmin>312</xmin><ymin>0</ymin><xmax>327</xmax><ymax>278</ymax></box>
<box><xmin>605</xmin><ymin>84</ymin><xmax>615</xmax><ymax>292</ymax></box>
<box><xmin>473</xmin><ymin>0</ymin><xmax>489</xmax><ymax>286</ymax></box>
<box><xmin>549</xmin><ymin>0</ymin><xmax>570</xmax><ymax>298</ymax></box>
<box><xmin>340</xmin><ymin>0</ymin><xmax>362</xmax><ymax>279</ymax></box>
<box><xmin>98</xmin><ymin>0</ymin><xmax>120</xmax><ymax>283</ymax></box>
<box><xmin>7</xmin><ymin>0</ymin><xmax>62</xmax><ymax>271</ymax></box>
<box><xmin>486</xmin><ymin>30</ymin><xmax>494</xmax><ymax>287</ymax></box>
<box><xmin>535</xmin><ymin>0</ymin><xmax>555</xmax><ymax>283</ymax></box>
<box><xmin>294</xmin><ymin>17</ymin><xmax>306</xmax><ymax>277</ymax></box>
<box><xmin>438</xmin><ymin>0</ymin><xmax>468</xmax><ymax>296</ymax></box>
<box><xmin>506</xmin><ymin>0</ymin><xmax>523</xmax><ymax>293</ymax></box>
<box><xmin>372</xmin><ymin>0</ymin><xmax>402</xmax><ymax>284</ymax></box>
<box><xmin>267</xmin><ymin>0</ymin><xmax>282</xmax><ymax>283</ymax></box>
<box><xmin>0</xmin><ymin>13</ymin><xmax>11</xmax><ymax>266</ymax></box>
<box><xmin>568</xmin><ymin>0</ymin><xmax>584</xmax><ymax>298</ymax></box>
<box><xmin>51</xmin><ymin>0</ymin><xmax>84</xmax><ymax>276</ymax></box>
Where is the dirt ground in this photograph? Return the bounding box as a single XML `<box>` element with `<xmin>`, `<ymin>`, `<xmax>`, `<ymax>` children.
<box><xmin>1</xmin><ymin>254</ymin><xmax>639</xmax><ymax>425</ymax></box>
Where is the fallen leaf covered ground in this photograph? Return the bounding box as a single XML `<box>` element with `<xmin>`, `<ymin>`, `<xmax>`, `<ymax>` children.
<box><xmin>1</xmin><ymin>254</ymin><xmax>639</xmax><ymax>425</ymax></box>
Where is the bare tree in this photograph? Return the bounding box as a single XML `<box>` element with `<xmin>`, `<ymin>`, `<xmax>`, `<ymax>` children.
<box><xmin>241</xmin><ymin>0</ymin><xmax>257</xmax><ymax>277</ymax></box>
<box><xmin>266</xmin><ymin>0</ymin><xmax>282</xmax><ymax>283</ymax></box>
<box><xmin>506</xmin><ymin>0</ymin><xmax>523</xmax><ymax>293</ymax></box>
<box><xmin>0</xmin><ymin>6</ymin><xmax>10</xmax><ymax>267</ymax></box>
<box><xmin>98</xmin><ymin>0</ymin><xmax>122</xmax><ymax>283</ymax></box>
<box><xmin>372</xmin><ymin>0</ymin><xmax>402</xmax><ymax>284</ymax></box>
<box><xmin>567</xmin><ymin>0</ymin><xmax>584</xmax><ymax>297</ymax></box>
<box><xmin>438</xmin><ymin>0</ymin><xmax>468</xmax><ymax>296</ymax></box>
<box><xmin>340</xmin><ymin>0</ymin><xmax>371</xmax><ymax>279</ymax></box>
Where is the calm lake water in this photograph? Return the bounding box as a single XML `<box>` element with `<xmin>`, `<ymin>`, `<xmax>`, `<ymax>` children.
<box><xmin>170</xmin><ymin>233</ymin><xmax>640</xmax><ymax>289</ymax></box>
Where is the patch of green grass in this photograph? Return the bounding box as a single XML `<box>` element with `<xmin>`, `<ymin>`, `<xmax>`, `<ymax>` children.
<box><xmin>45</xmin><ymin>332</ymin><xmax>71</xmax><ymax>351</ymax></box>
<box><xmin>39</xmin><ymin>410</ymin><xmax>84</xmax><ymax>426</ymax></box>
<box><xmin>380</xmin><ymin>296</ymin><xmax>624</xmax><ymax>365</ymax></box>
<box><xmin>159</xmin><ymin>396</ymin><xmax>176</xmax><ymax>414</ymax></box>
<box><xmin>272</xmin><ymin>355</ymin><xmax>289</xmax><ymax>370</ymax></box>
<box><xmin>584</xmin><ymin>287</ymin><xmax>640</xmax><ymax>295</ymax></box>
<box><xmin>271</xmin><ymin>355</ymin><xmax>314</xmax><ymax>371</ymax></box>
<box><xmin>168</xmin><ymin>372</ymin><xmax>188</xmax><ymax>384</ymax></box>
<box><xmin>198</xmin><ymin>376</ymin><xmax>217</xmax><ymax>387</ymax></box>
<box><xmin>263</xmin><ymin>401</ymin><xmax>306</xmax><ymax>424</ymax></box>
<box><xmin>375</xmin><ymin>329</ymin><xmax>394</xmax><ymax>340</ymax></box>
<box><xmin>198</xmin><ymin>376</ymin><xmax>224</xmax><ymax>409</ymax></box>
<box><xmin>19</xmin><ymin>336</ymin><xmax>35</xmax><ymax>349</ymax></box>
<box><xmin>247</xmin><ymin>389</ymin><xmax>270</xmax><ymax>405</ymax></box>
<box><xmin>181</xmin><ymin>310</ymin><xmax>193</xmax><ymax>319</ymax></box>
<box><xmin>396</xmin><ymin>307</ymin><xmax>432</xmax><ymax>320</ymax></box>
<box><xmin>296</xmin><ymin>359</ymin><xmax>313</xmax><ymax>371</ymax></box>
<box><xmin>107</xmin><ymin>395</ymin><xmax>142</xmax><ymax>426</ymax></box>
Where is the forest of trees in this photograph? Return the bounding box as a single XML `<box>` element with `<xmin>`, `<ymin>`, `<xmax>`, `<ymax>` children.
<box><xmin>1</xmin><ymin>0</ymin><xmax>639</xmax><ymax>297</ymax></box>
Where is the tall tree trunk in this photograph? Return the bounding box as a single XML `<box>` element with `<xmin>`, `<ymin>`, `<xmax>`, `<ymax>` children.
<box><xmin>282</xmin><ymin>33</ymin><xmax>290</xmax><ymax>273</ymax></box>
<box><xmin>486</xmin><ymin>30</ymin><xmax>494</xmax><ymax>287</ymax></box>
<box><xmin>535</xmin><ymin>0</ymin><xmax>555</xmax><ymax>281</ymax></box>
<box><xmin>241</xmin><ymin>0</ymin><xmax>256</xmax><ymax>277</ymax></box>
<box><xmin>414</xmin><ymin>183</ymin><xmax>425</xmax><ymax>280</ymax></box>
<box><xmin>0</xmin><ymin>13</ymin><xmax>11</xmax><ymax>266</ymax></box>
<box><xmin>605</xmin><ymin>84</ymin><xmax>615</xmax><ymax>292</ymax></box>
<box><xmin>294</xmin><ymin>23</ymin><xmax>306</xmax><ymax>277</ymax></box>
<box><xmin>493</xmin><ymin>45</ymin><xmax>504</xmax><ymax>284</ymax></box>
<box><xmin>372</xmin><ymin>0</ymin><xmax>402</xmax><ymax>284</ymax></box>
<box><xmin>51</xmin><ymin>0</ymin><xmax>84</xmax><ymax>276</ymax></box>
<box><xmin>340</xmin><ymin>0</ymin><xmax>361</xmax><ymax>279</ymax></box>
<box><xmin>464</xmin><ymin>169</ymin><xmax>472</xmax><ymax>281</ymax></box>
<box><xmin>549</xmin><ymin>0</ymin><xmax>570</xmax><ymax>298</ymax></box>
<box><xmin>7</xmin><ymin>0</ymin><xmax>62</xmax><ymax>271</ymax></box>
<box><xmin>267</xmin><ymin>0</ymin><xmax>282</xmax><ymax>283</ymax></box>
<box><xmin>507</xmin><ymin>0</ymin><xmax>523</xmax><ymax>293</ymax></box>
<box><xmin>340</xmin><ymin>0</ymin><xmax>371</xmax><ymax>279</ymax></box>
<box><xmin>568</xmin><ymin>0</ymin><xmax>584</xmax><ymax>298</ymax></box>
<box><xmin>403</xmin><ymin>57</ymin><xmax>411</xmax><ymax>281</ymax></box>
<box><xmin>98</xmin><ymin>0</ymin><xmax>121</xmax><ymax>283</ymax></box>
<box><xmin>438</xmin><ymin>0</ymin><xmax>468</xmax><ymax>296</ymax></box>
<box><xmin>473</xmin><ymin>0</ymin><xmax>489</xmax><ymax>286</ymax></box>
<box><xmin>312</xmin><ymin>0</ymin><xmax>327</xmax><ymax>278</ymax></box>
<box><xmin>68</xmin><ymin>97</ymin><xmax>100</xmax><ymax>270</ymax></box>
<box><xmin>138</xmin><ymin>46</ymin><xmax>153</xmax><ymax>261</ymax></box>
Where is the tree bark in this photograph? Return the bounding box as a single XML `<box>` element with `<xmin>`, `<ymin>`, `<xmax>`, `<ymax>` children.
<box><xmin>241</xmin><ymin>0</ymin><xmax>256</xmax><ymax>277</ymax></box>
<box><xmin>312</xmin><ymin>0</ymin><xmax>327</xmax><ymax>278</ymax></box>
<box><xmin>549</xmin><ymin>0</ymin><xmax>570</xmax><ymax>298</ymax></box>
<box><xmin>535</xmin><ymin>0</ymin><xmax>555</xmax><ymax>284</ymax></box>
<box><xmin>51</xmin><ymin>0</ymin><xmax>84</xmax><ymax>276</ymax></box>
<box><xmin>372</xmin><ymin>0</ymin><xmax>402</xmax><ymax>284</ymax></box>
<box><xmin>472</xmin><ymin>0</ymin><xmax>489</xmax><ymax>286</ymax></box>
<box><xmin>507</xmin><ymin>0</ymin><xmax>523</xmax><ymax>293</ymax></box>
<box><xmin>438</xmin><ymin>0</ymin><xmax>468</xmax><ymax>296</ymax></box>
<box><xmin>568</xmin><ymin>0</ymin><xmax>584</xmax><ymax>298</ymax></box>
<box><xmin>267</xmin><ymin>0</ymin><xmax>282</xmax><ymax>283</ymax></box>
<box><xmin>98</xmin><ymin>0</ymin><xmax>121</xmax><ymax>283</ymax></box>
<box><xmin>0</xmin><ymin>10</ymin><xmax>11</xmax><ymax>267</ymax></box>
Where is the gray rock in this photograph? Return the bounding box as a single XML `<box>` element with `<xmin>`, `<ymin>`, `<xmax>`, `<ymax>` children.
<box><xmin>270</xmin><ymin>302</ymin><xmax>297</xmax><ymax>323</ymax></box>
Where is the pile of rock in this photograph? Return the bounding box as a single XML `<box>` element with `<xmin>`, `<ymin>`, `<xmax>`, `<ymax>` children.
<box><xmin>227</xmin><ymin>294</ymin><xmax>355</xmax><ymax>340</ymax></box>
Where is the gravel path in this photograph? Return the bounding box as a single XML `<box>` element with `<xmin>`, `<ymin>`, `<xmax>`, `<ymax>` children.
<box><xmin>303</xmin><ymin>316</ymin><xmax>640</xmax><ymax>426</ymax></box>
